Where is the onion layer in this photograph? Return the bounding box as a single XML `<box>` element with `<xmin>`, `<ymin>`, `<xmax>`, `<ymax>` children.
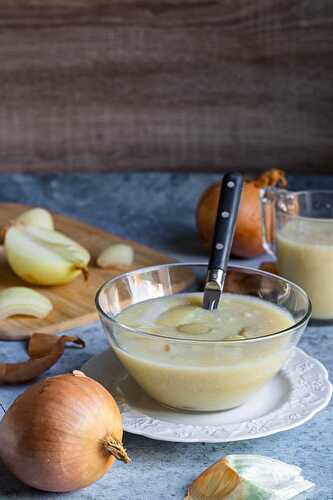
<box><xmin>0</xmin><ymin>372</ymin><xmax>129</xmax><ymax>492</ymax></box>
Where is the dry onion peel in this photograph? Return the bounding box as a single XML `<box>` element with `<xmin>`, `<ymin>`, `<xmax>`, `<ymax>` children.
<box><xmin>224</xmin><ymin>262</ymin><xmax>279</xmax><ymax>295</ymax></box>
<box><xmin>0</xmin><ymin>333</ymin><xmax>85</xmax><ymax>384</ymax></box>
<box><xmin>0</xmin><ymin>224</ymin><xmax>9</xmax><ymax>244</ymax></box>
<box><xmin>224</xmin><ymin>268</ymin><xmax>277</xmax><ymax>297</ymax></box>
<box><xmin>197</xmin><ymin>169</ymin><xmax>288</xmax><ymax>258</ymax></box>
<box><xmin>0</xmin><ymin>372</ymin><xmax>129</xmax><ymax>492</ymax></box>
<box><xmin>28</xmin><ymin>332</ymin><xmax>84</xmax><ymax>358</ymax></box>
<box><xmin>259</xmin><ymin>261</ymin><xmax>278</xmax><ymax>275</ymax></box>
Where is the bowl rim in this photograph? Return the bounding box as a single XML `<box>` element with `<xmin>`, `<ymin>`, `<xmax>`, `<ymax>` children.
<box><xmin>95</xmin><ymin>263</ymin><xmax>312</xmax><ymax>344</ymax></box>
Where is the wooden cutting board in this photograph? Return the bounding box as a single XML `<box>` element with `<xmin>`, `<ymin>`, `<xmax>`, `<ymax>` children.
<box><xmin>0</xmin><ymin>203</ymin><xmax>176</xmax><ymax>340</ymax></box>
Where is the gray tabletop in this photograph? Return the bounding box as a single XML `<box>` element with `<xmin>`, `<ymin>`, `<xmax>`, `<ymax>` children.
<box><xmin>0</xmin><ymin>173</ymin><xmax>332</xmax><ymax>500</ymax></box>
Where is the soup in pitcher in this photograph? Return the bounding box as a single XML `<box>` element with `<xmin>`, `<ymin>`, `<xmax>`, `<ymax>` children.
<box><xmin>277</xmin><ymin>217</ymin><xmax>333</xmax><ymax>320</ymax></box>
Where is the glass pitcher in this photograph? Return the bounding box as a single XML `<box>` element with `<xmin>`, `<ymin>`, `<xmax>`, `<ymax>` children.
<box><xmin>261</xmin><ymin>189</ymin><xmax>333</xmax><ymax>320</ymax></box>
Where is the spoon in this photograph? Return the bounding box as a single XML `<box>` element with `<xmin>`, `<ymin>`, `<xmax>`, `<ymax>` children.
<box><xmin>203</xmin><ymin>172</ymin><xmax>244</xmax><ymax>311</ymax></box>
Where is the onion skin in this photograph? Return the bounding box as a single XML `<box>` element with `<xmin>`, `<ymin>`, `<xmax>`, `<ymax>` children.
<box><xmin>196</xmin><ymin>169</ymin><xmax>287</xmax><ymax>258</ymax></box>
<box><xmin>0</xmin><ymin>334</ymin><xmax>85</xmax><ymax>385</ymax></box>
<box><xmin>0</xmin><ymin>372</ymin><xmax>128</xmax><ymax>492</ymax></box>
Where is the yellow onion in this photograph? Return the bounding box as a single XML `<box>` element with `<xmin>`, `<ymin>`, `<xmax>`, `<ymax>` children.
<box><xmin>0</xmin><ymin>371</ymin><xmax>129</xmax><ymax>492</ymax></box>
<box><xmin>196</xmin><ymin>169</ymin><xmax>287</xmax><ymax>258</ymax></box>
<box><xmin>3</xmin><ymin>224</ymin><xmax>90</xmax><ymax>285</ymax></box>
<box><xmin>16</xmin><ymin>207</ymin><xmax>54</xmax><ymax>230</ymax></box>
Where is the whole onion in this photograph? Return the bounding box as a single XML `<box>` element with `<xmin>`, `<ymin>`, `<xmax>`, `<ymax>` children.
<box><xmin>0</xmin><ymin>371</ymin><xmax>129</xmax><ymax>492</ymax></box>
<box><xmin>196</xmin><ymin>169</ymin><xmax>287</xmax><ymax>258</ymax></box>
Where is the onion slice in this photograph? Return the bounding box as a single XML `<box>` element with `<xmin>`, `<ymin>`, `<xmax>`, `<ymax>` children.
<box><xmin>97</xmin><ymin>243</ymin><xmax>134</xmax><ymax>268</ymax></box>
<box><xmin>0</xmin><ymin>287</ymin><xmax>53</xmax><ymax>320</ymax></box>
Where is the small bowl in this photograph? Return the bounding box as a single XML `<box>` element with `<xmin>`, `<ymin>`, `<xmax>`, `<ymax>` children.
<box><xmin>96</xmin><ymin>264</ymin><xmax>311</xmax><ymax>412</ymax></box>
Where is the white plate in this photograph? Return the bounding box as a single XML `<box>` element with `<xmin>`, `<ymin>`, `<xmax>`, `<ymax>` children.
<box><xmin>81</xmin><ymin>348</ymin><xmax>332</xmax><ymax>443</ymax></box>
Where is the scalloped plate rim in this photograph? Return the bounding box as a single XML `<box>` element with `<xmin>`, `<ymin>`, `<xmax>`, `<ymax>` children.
<box><xmin>81</xmin><ymin>348</ymin><xmax>332</xmax><ymax>443</ymax></box>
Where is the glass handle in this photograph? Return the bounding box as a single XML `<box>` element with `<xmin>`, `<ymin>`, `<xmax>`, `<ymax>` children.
<box><xmin>260</xmin><ymin>188</ymin><xmax>277</xmax><ymax>258</ymax></box>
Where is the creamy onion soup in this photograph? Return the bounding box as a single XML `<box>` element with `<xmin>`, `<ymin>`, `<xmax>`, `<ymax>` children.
<box><xmin>113</xmin><ymin>293</ymin><xmax>294</xmax><ymax>411</ymax></box>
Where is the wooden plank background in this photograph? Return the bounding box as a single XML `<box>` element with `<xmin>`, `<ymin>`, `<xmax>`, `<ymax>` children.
<box><xmin>0</xmin><ymin>1</ymin><xmax>332</xmax><ymax>173</ymax></box>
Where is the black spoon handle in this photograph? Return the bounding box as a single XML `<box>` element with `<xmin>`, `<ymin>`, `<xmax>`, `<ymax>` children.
<box><xmin>208</xmin><ymin>173</ymin><xmax>243</xmax><ymax>271</ymax></box>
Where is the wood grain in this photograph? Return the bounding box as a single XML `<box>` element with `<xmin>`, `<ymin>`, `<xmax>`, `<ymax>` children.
<box><xmin>0</xmin><ymin>203</ymin><xmax>175</xmax><ymax>339</ymax></box>
<box><xmin>0</xmin><ymin>1</ymin><xmax>332</xmax><ymax>173</ymax></box>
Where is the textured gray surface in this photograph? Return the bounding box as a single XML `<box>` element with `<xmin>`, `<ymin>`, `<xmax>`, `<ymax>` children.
<box><xmin>0</xmin><ymin>173</ymin><xmax>332</xmax><ymax>499</ymax></box>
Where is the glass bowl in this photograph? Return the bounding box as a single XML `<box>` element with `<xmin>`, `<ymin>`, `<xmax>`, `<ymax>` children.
<box><xmin>96</xmin><ymin>264</ymin><xmax>311</xmax><ymax>412</ymax></box>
